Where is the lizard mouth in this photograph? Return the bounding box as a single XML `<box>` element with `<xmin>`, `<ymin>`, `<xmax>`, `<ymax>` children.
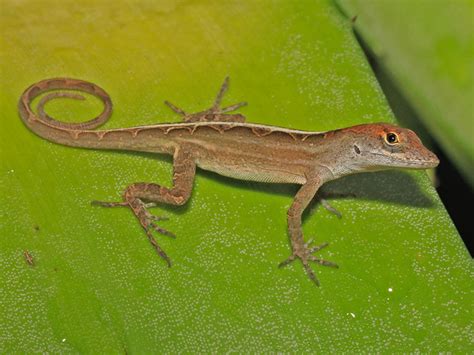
<box><xmin>399</xmin><ymin>157</ymin><xmax>439</xmax><ymax>169</ymax></box>
<box><xmin>392</xmin><ymin>152</ymin><xmax>439</xmax><ymax>169</ymax></box>
<box><xmin>369</xmin><ymin>151</ymin><xmax>440</xmax><ymax>169</ymax></box>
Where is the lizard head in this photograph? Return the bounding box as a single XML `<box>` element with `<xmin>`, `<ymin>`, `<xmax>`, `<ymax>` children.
<box><xmin>343</xmin><ymin>123</ymin><xmax>439</xmax><ymax>171</ymax></box>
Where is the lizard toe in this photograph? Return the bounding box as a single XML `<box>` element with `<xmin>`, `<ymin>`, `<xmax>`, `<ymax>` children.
<box><xmin>148</xmin><ymin>222</ymin><xmax>176</xmax><ymax>239</ymax></box>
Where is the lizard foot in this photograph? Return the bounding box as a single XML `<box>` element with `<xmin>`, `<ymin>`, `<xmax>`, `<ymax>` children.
<box><xmin>92</xmin><ymin>199</ymin><xmax>174</xmax><ymax>266</ymax></box>
<box><xmin>279</xmin><ymin>239</ymin><xmax>338</xmax><ymax>286</ymax></box>
<box><xmin>164</xmin><ymin>76</ymin><xmax>247</xmax><ymax>123</ymax></box>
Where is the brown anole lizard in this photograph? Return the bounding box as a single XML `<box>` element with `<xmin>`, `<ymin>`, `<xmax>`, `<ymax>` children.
<box><xmin>18</xmin><ymin>77</ymin><xmax>439</xmax><ymax>285</ymax></box>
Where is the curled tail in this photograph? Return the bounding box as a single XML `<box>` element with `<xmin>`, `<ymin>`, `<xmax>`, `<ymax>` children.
<box><xmin>18</xmin><ymin>78</ymin><xmax>113</xmax><ymax>145</ymax></box>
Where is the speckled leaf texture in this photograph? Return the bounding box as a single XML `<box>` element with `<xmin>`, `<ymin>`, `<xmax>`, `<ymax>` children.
<box><xmin>336</xmin><ymin>0</ymin><xmax>474</xmax><ymax>188</ymax></box>
<box><xmin>0</xmin><ymin>0</ymin><xmax>472</xmax><ymax>352</ymax></box>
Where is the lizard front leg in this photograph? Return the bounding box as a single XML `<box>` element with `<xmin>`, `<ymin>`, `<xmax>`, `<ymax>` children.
<box><xmin>279</xmin><ymin>176</ymin><xmax>338</xmax><ymax>286</ymax></box>
<box><xmin>93</xmin><ymin>148</ymin><xmax>196</xmax><ymax>266</ymax></box>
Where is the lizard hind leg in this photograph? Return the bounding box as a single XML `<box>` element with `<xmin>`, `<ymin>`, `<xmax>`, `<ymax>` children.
<box><xmin>164</xmin><ymin>76</ymin><xmax>247</xmax><ymax>123</ymax></box>
<box><xmin>93</xmin><ymin>150</ymin><xmax>196</xmax><ymax>267</ymax></box>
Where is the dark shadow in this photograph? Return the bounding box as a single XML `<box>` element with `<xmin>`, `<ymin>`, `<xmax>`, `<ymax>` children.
<box><xmin>305</xmin><ymin>171</ymin><xmax>436</xmax><ymax>221</ymax></box>
<box><xmin>319</xmin><ymin>171</ymin><xmax>436</xmax><ymax>208</ymax></box>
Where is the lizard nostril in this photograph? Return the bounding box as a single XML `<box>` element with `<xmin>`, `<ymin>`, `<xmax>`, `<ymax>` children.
<box><xmin>353</xmin><ymin>145</ymin><xmax>361</xmax><ymax>154</ymax></box>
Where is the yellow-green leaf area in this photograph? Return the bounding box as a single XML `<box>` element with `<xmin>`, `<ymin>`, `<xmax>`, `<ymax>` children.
<box><xmin>0</xmin><ymin>0</ymin><xmax>471</xmax><ymax>352</ymax></box>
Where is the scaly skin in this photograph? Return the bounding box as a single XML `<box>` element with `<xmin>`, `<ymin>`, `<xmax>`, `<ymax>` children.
<box><xmin>18</xmin><ymin>77</ymin><xmax>439</xmax><ymax>286</ymax></box>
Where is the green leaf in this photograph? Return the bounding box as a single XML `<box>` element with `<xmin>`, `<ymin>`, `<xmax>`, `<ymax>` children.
<box><xmin>335</xmin><ymin>0</ymin><xmax>474</xmax><ymax>187</ymax></box>
<box><xmin>1</xmin><ymin>0</ymin><xmax>471</xmax><ymax>352</ymax></box>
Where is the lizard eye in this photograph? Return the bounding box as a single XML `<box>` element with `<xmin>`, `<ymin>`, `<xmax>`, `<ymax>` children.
<box><xmin>385</xmin><ymin>132</ymin><xmax>399</xmax><ymax>145</ymax></box>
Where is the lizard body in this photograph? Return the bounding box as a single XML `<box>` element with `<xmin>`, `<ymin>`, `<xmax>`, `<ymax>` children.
<box><xmin>18</xmin><ymin>77</ymin><xmax>439</xmax><ymax>285</ymax></box>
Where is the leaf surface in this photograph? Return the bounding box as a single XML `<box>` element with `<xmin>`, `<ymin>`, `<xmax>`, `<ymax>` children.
<box><xmin>0</xmin><ymin>0</ymin><xmax>471</xmax><ymax>352</ymax></box>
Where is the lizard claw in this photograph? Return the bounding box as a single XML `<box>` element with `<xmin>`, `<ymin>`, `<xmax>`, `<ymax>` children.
<box><xmin>91</xmin><ymin>200</ymin><xmax>128</xmax><ymax>207</ymax></box>
<box><xmin>279</xmin><ymin>240</ymin><xmax>337</xmax><ymax>286</ymax></box>
<box><xmin>148</xmin><ymin>222</ymin><xmax>176</xmax><ymax>238</ymax></box>
<box><xmin>149</xmin><ymin>215</ymin><xmax>169</xmax><ymax>221</ymax></box>
<box><xmin>320</xmin><ymin>199</ymin><xmax>342</xmax><ymax>218</ymax></box>
<box><xmin>143</xmin><ymin>227</ymin><xmax>172</xmax><ymax>267</ymax></box>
